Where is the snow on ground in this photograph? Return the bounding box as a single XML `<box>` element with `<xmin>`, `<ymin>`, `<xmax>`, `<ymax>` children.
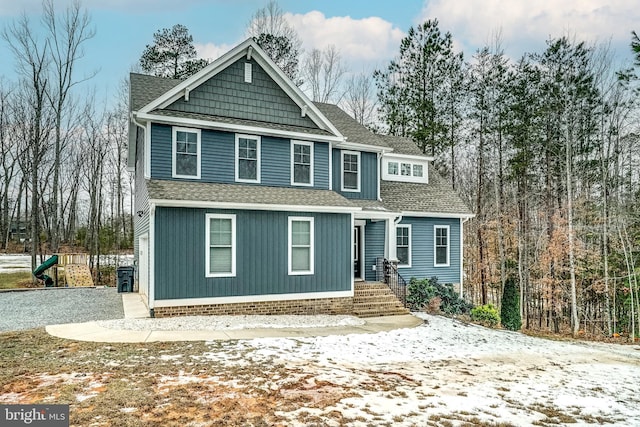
<box><xmin>97</xmin><ymin>314</ymin><xmax>366</xmax><ymax>331</ymax></box>
<box><xmin>0</xmin><ymin>254</ymin><xmax>133</xmax><ymax>273</ymax></box>
<box><xmin>191</xmin><ymin>313</ymin><xmax>640</xmax><ymax>426</ymax></box>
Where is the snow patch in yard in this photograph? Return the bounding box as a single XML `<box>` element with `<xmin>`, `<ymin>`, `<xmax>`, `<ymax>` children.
<box><xmin>194</xmin><ymin>313</ymin><xmax>640</xmax><ymax>425</ymax></box>
<box><xmin>97</xmin><ymin>314</ymin><xmax>365</xmax><ymax>331</ymax></box>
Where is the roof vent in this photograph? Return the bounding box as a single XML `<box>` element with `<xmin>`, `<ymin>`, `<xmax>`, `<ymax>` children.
<box><xmin>244</xmin><ymin>63</ymin><xmax>252</xmax><ymax>83</ymax></box>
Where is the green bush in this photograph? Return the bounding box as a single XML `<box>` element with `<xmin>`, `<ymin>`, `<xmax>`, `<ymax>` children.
<box><xmin>470</xmin><ymin>304</ymin><xmax>500</xmax><ymax>327</ymax></box>
<box><xmin>500</xmin><ymin>277</ymin><xmax>522</xmax><ymax>331</ymax></box>
<box><xmin>407</xmin><ymin>277</ymin><xmax>472</xmax><ymax>314</ymax></box>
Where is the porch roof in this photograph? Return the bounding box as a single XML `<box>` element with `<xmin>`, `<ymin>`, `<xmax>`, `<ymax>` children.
<box><xmin>380</xmin><ymin>167</ymin><xmax>473</xmax><ymax>216</ymax></box>
<box><xmin>147</xmin><ymin>179</ymin><xmax>357</xmax><ymax>210</ymax></box>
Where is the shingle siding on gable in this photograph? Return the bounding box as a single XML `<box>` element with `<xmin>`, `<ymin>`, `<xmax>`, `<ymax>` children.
<box><xmin>165</xmin><ymin>58</ymin><xmax>319</xmax><ymax>129</ymax></box>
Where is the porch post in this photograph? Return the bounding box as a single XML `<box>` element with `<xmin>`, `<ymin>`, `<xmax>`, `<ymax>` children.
<box><xmin>387</xmin><ymin>217</ymin><xmax>398</xmax><ymax>261</ymax></box>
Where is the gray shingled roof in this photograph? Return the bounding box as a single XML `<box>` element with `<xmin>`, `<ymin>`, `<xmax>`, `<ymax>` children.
<box><xmin>130</xmin><ymin>73</ymin><xmax>182</xmax><ymax>111</ymax></box>
<box><xmin>147</xmin><ymin>179</ymin><xmax>357</xmax><ymax>209</ymax></box>
<box><xmin>151</xmin><ymin>109</ymin><xmax>334</xmax><ymax>136</ymax></box>
<box><xmin>313</xmin><ymin>102</ymin><xmax>389</xmax><ymax>148</ymax></box>
<box><xmin>376</xmin><ymin>134</ymin><xmax>425</xmax><ymax>156</ymax></box>
<box><xmin>380</xmin><ymin>168</ymin><xmax>473</xmax><ymax>215</ymax></box>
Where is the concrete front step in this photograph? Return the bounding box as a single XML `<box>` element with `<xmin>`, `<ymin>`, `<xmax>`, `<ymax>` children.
<box><xmin>354</xmin><ymin>308</ymin><xmax>411</xmax><ymax>318</ymax></box>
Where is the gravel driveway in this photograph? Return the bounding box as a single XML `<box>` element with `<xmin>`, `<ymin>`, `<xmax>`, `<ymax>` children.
<box><xmin>0</xmin><ymin>287</ymin><xmax>124</xmax><ymax>332</ymax></box>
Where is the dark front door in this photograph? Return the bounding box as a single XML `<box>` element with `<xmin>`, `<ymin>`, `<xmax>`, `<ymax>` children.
<box><xmin>354</xmin><ymin>226</ymin><xmax>362</xmax><ymax>279</ymax></box>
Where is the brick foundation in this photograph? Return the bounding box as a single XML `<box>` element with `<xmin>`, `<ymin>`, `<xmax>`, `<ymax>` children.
<box><xmin>153</xmin><ymin>296</ymin><xmax>354</xmax><ymax>318</ymax></box>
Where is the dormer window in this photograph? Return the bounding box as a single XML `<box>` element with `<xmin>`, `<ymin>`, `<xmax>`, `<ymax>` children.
<box><xmin>382</xmin><ymin>155</ymin><xmax>428</xmax><ymax>184</ymax></box>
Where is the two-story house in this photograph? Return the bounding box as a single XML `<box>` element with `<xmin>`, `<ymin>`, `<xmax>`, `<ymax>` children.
<box><xmin>128</xmin><ymin>39</ymin><xmax>473</xmax><ymax>318</ymax></box>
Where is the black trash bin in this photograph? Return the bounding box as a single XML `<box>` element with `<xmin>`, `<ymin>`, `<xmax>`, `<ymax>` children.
<box><xmin>117</xmin><ymin>266</ymin><xmax>135</xmax><ymax>293</ymax></box>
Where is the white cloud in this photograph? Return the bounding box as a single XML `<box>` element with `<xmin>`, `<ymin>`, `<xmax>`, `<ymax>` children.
<box><xmin>194</xmin><ymin>42</ymin><xmax>237</xmax><ymax>61</ymax></box>
<box><xmin>285</xmin><ymin>11</ymin><xmax>405</xmax><ymax>70</ymax></box>
<box><xmin>420</xmin><ymin>0</ymin><xmax>639</xmax><ymax>61</ymax></box>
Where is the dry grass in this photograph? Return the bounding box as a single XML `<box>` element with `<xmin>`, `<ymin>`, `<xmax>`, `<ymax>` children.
<box><xmin>0</xmin><ymin>272</ymin><xmax>33</xmax><ymax>289</ymax></box>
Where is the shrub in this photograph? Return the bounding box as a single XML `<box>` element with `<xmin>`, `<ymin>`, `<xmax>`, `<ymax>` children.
<box><xmin>500</xmin><ymin>277</ymin><xmax>522</xmax><ymax>331</ymax></box>
<box><xmin>470</xmin><ymin>304</ymin><xmax>500</xmax><ymax>327</ymax></box>
<box><xmin>407</xmin><ymin>277</ymin><xmax>472</xmax><ymax>314</ymax></box>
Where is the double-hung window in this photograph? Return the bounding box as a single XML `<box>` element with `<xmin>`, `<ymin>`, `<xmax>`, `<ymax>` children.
<box><xmin>342</xmin><ymin>151</ymin><xmax>360</xmax><ymax>192</ymax></box>
<box><xmin>396</xmin><ymin>225</ymin><xmax>411</xmax><ymax>267</ymax></box>
<box><xmin>291</xmin><ymin>141</ymin><xmax>313</xmax><ymax>186</ymax></box>
<box><xmin>236</xmin><ymin>134</ymin><xmax>260</xmax><ymax>182</ymax></box>
<box><xmin>206</xmin><ymin>214</ymin><xmax>236</xmax><ymax>277</ymax></box>
<box><xmin>289</xmin><ymin>217</ymin><xmax>314</xmax><ymax>275</ymax></box>
<box><xmin>173</xmin><ymin>127</ymin><xmax>200</xmax><ymax>178</ymax></box>
<box><xmin>434</xmin><ymin>225</ymin><xmax>450</xmax><ymax>267</ymax></box>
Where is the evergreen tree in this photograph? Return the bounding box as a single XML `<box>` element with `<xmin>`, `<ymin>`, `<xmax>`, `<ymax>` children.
<box><xmin>374</xmin><ymin>19</ymin><xmax>460</xmax><ymax>156</ymax></box>
<box><xmin>140</xmin><ymin>24</ymin><xmax>208</xmax><ymax>79</ymax></box>
<box><xmin>500</xmin><ymin>277</ymin><xmax>522</xmax><ymax>330</ymax></box>
<box><xmin>246</xmin><ymin>1</ymin><xmax>302</xmax><ymax>84</ymax></box>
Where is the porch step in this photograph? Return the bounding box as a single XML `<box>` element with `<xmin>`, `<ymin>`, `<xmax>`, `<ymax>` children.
<box><xmin>353</xmin><ymin>282</ymin><xmax>410</xmax><ymax>318</ymax></box>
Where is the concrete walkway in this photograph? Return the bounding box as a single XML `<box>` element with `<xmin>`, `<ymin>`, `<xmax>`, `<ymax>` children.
<box><xmin>46</xmin><ymin>293</ymin><xmax>424</xmax><ymax>343</ymax></box>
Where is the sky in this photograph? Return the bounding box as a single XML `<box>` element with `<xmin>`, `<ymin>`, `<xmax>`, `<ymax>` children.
<box><xmin>0</xmin><ymin>0</ymin><xmax>638</xmax><ymax>107</ymax></box>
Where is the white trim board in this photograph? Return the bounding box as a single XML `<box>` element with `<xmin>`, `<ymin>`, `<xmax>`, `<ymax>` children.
<box><xmin>149</xmin><ymin>199</ymin><xmax>360</xmax><ymax>214</ymax></box>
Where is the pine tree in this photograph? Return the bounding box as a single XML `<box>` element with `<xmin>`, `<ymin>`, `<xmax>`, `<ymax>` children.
<box><xmin>501</xmin><ymin>277</ymin><xmax>522</xmax><ymax>331</ymax></box>
<box><xmin>140</xmin><ymin>24</ymin><xmax>208</xmax><ymax>79</ymax></box>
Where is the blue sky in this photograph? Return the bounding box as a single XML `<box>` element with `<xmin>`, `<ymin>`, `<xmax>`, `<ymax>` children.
<box><xmin>0</xmin><ymin>0</ymin><xmax>638</xmax><ymax>107</ymax></box>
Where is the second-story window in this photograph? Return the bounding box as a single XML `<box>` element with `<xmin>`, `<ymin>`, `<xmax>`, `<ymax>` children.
<box><xmin>236</xmin><ymin>134</ymin><xmax>261</xmax><ymax>183</ymax></box>
<box><xmin>172</xmin><ymin>127</ymin><xmax>200</xmax><ymax>179</ymax></box>
<box><xmin>291</xmin><ymin>141</ymin><xmax>313</xmax><ymax>186</ymax></box>
<box><xmin>342</xmin><ymin>151</ymin><xmax>360</xmax><ymax>192</ymax></box>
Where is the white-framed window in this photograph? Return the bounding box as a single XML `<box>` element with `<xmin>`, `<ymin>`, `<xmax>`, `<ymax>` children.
<box><xmin>205</xmin><ymin>214</ymin><xmax>236</xmax><ymax>277</ymax></box>
<box><xmin>381</xmin><ymin>157</ymin><xmax>428</xmax><ymax>183</ymax></box>
<box><xmin>341</xmin><ymin>151</ymin><xmax>360</xmax><ymax>192</ymax></box>
<box><xmin>388</xmin><ymin>161</ymin><xmax>398</xmax><ymax>175</ymax></box>
<box><xmin>396</xmin><ymin>225</ymin><xmax>411</xmax><ymax>267</ymax></box>
<box><xmin>235</xmin><ymin>134</ymin><xmax>261</xmax><ymax>183</ymax></box>
<box><xmin>291</xmin><ymin>140</ymin><xmax>314</xmax><ymax>186</ymax></box>
<box><xmin>288</xmin><ymin>217</ymin><xmax>314</xmax><ymax>275</ymax></box>
<box><xmin>434</xmin><ymin>225</ymin><xmax>450</xmax><ymax>267</ymax></box>
<box><xmin>172</xmin><ymin>127</ymin><xmax>201</xmax><ymax>179</ymax></box>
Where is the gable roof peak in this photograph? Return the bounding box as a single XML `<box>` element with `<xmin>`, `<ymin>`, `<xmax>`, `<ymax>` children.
<box><xmin>134</xmin><ymin>38</ymin><xmax>342</xmax><ymax>139</ymax></box>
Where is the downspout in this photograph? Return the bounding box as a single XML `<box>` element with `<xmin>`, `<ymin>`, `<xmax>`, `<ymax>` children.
<box><xmin>460</xmin><ymin>216</ymin><xmax>471</xmax><ymax>299</ymax></box>
<box><xmin>387</xmin><ymin>214</ymin><xmax>403</xmax><ymax>262</ymax></box>
<box><xmin>328</xmin><ymin>141</ymin><xmax>333</xmax><ymax>191</ymax></box>
<box><xmin>148</xmin><ymin>202</ymin><xmax>156</xmax><ymax>317</ymax></box>
<box><xmin>377</xmin><ymin>152</ymin><xmax>382</xmax><ymax>201</ymax></box>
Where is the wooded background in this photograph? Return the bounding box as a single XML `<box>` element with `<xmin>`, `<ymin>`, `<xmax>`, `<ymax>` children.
<box><xmin>1</xmin><ymin>1</ymin><xmax>638</xmax><ymax>337</ymax></box>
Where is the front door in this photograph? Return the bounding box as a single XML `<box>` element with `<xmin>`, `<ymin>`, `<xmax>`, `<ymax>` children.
<box><xmin>354</xmin><ymin>226</ymin><xmax>362</xmax><ymax>279</ymax></box>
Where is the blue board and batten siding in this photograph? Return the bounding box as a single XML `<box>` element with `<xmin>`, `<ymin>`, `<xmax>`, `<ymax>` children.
<box><xmin>398</xmin><ymin>217</ymin><xmax>461</xmax><ymax>284</ymax></box>
<box><xmin>150</xmin><ymin>124</ymin><xmax>330</xmax><ymax>189</ymax></box>
<box><xmin>364</xmin><ymin>220</ymin><xmax>386</xmax><ymax>282</ymax></box>
<box><xmin>332</xmin><ymin>149</ymin><xmax>377</xmax><ymax>200</ymax></box>
<box><xmin>153</xmin><ymin>207</ymin><xmax>351</xmax><ymax>300</ymax></box>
